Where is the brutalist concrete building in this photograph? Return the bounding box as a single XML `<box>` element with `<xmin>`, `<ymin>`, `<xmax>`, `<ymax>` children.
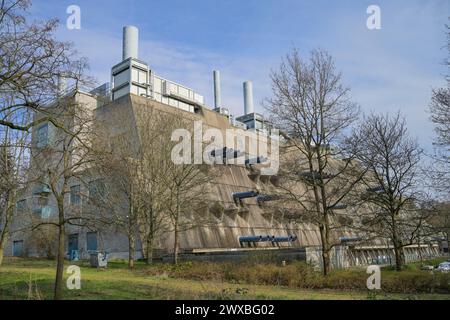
<box><xmin>5</xmin><ymin>26</ymin><xmax>441</xmax><ymax>268</ymax></box>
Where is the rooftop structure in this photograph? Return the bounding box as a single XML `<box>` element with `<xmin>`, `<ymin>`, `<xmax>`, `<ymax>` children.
<box><xmin>106</xmin><ymin>26</ymin><xmax>269</xmax><ymax>131</ymax></box>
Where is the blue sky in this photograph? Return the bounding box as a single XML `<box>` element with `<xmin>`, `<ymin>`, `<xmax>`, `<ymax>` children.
<box><xmin>30</xmin><ymin>0</ymin><xmax>448</xmax><ymax>151</ymax></box>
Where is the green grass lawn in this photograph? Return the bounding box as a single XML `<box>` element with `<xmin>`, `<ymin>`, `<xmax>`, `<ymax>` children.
<box><xmin>0</xmin><ymin>258</ymin><xmax>449</xmax><ymax>300</ymax></box>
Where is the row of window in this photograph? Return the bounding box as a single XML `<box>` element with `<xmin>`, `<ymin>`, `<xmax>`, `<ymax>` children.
<box><xmin>68</xmin><ymin>232</ymin><xmax>98</xmax><ymax>253</ymax></box>
<box><xmin>12</xmin><ymin>232</ymin><xmax>98</xmax><ymax>257</ymax></box>
<box><xmin>70</xmin><ymin>180</ymin><xmax>105</xmax><ymax>205</ymax></box>
<box><xmin>16</xmin><ymin>179</ymin><xmax>106</xmax><ymax>213</ymax></box>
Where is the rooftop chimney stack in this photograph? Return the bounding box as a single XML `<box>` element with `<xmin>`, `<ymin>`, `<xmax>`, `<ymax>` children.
<box><xmin>123</xmin><ymin>25</ymin><xmax>139</xmax><ymax>61</ymax></box>
<box><xmin>243</xmin><ymin>81</ymin><xmax>254</xmax><ymax>115</ymax></box>
<box><xmin>213</xmin><ymin>70</ymin><xmax>221</xmax><ymax>109</ymax></box>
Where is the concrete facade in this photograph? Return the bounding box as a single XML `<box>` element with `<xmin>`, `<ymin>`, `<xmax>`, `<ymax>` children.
<box><xmin>3</xmin><ymin>25</ymin><xmax>442</xmax><ymax>267</ymax></box>
<box><xmin>5</xmin><ymin>91</ymin><xmax>441</xmax><ymax>267</ymax></box>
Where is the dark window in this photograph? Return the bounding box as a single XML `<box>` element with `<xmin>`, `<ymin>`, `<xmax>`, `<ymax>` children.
<box><xmin>86</xmin><ymin>232</ymin><xmax>98</xmax><ymax>251</ymax></box>
<box><xmin>70</xmin><ymin>185</ymin><xmax>81</xmax><ymax>205</ymax></box>
<box><xmin>36</xmin><ymin>123</ymin><xmax>49</xmax><ymax>148</ymax></box>
<box><xmin>88</xmin><ymin>179</ymin><xmax>105</xmax><ymax>200</ymax></box>
<box><xmin>16</xmin><ymin>199</ymin><xmax>27</xmax><ymax>211</ymax></box>
<box><xmin>32</xmin><ymin>196</ymin><xmax>50</xmax><ymax>218</ymax></box>
<box><xmin>246</xmin><ymin>121</ymin><xmax>255</xmax><ymax>129</ymax></box>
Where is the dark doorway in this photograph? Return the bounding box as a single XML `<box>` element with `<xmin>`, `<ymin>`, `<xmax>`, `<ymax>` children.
<box><xmin>68</xmin><ymin>234</ymin><xmax>79</xmax><ymax>253</ymax></box>
<box><xmin>13</xmin><ymin>240</ymin><xmax>23</xmax><ymax>257</ymax></box>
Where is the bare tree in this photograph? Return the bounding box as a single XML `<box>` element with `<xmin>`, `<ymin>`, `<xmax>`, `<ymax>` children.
<box><xmin>28</xmin><ymin>224</ymin><xmax>58</xmax><ymax>259</ymax></box>
<box><xmin>1</xmin><ymin>0</ymin><xmax>98</xmax><ymax>298</ymax></box>
<box><xmin>0</xmin><ymin>146</ymin><xmax>14</xmax><ymax>265</ymax></box>
<box><xmin>428</xmin><ymin>24</ymin><xmax>450</xmax><ymax>196</ymax></box>
<box><xmin>164</xmin><ymin>164</ymin><xmax>213</xmax><ymax>265</ymax></box>
<box><xmin>0</xmin><ymin>121</ymin><xmax>29</xmax><ymax>265</ymax></box>
<box><xmin>431</xmin><ymin>87</ymin><xmax>450</xmax><ymax>148</ymax></box>
<box><xmin>0</xmin><ymin>0</ymin><xmax>88</xmax><ymax>132</ymax></box>
<box><xmin>96</xmin><ymin>107</ymin><xmax>175</xmax><ymax>267</ymax></box>
<box><xmin>134</xmin><ymin>113</ymin><xmax>172</xmax><ymax>265</ymax></box>
<box><xmin>28</xmin><ymin>90</ymin><xmax>100</xmax><ymax>300</ymax></box>
<box><xmin>100</xmin><ymin>153</ymin><xmax>140</xmax><ymax>269</ymax></box>
<box><xmin>430</xmin><ymin>23</ymin><xmax>450</xmax><ymax>147</ymax></box>
<box><xmin>264</xmin><ymin>48</ymin><xmax>361</xmax><ymax>275</ymax></box>
<box><xmin>348</xmin><ymin>113</ymin><xmax>424</xmax><ymax>271</ymax></box>
<box><xmin>97</xmin><ymin>105</ymin><xmax>217</xmax><ymax>266</ymax></box>
<box><xmin>427</xmin><ymin>201</ymin><xmax>450</xmax><ymax>258</ymax></box>
<box><xmin>160</xmin><ymin>113</ymin><xmax>217</xmax><ymax>265</ymax></box>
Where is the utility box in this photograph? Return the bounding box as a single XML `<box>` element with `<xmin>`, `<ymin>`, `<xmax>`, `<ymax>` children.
<box><xmin>90</xmin><ymin>252</ymin><xmax>108</xmax><ymax>268</ymax></box>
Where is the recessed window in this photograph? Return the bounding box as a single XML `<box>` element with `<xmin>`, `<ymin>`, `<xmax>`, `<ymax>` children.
<box><xmin>34</xmin><ymin>196</ymin><xmax>48</xmax><ymax>208</ymax></box>
<box><xmin>89</xmin><ymin>179</ymin><xmax>105</xmax><ymax>200</ymax></box>
<box><xmin>86</xmin><ymin>232</ymin><xmax>98</xmax><ymax>251</ymax></box>
<box><xmin>16</xmin><ymin>199</ymin><xmax>27</xmax><ymax>211</ymax></box>
<box><xmin>70</xmin><ymin>185</ymin><xmax>81</xmax><ymax>205</ymax></box>
<box><xmin>36</xmin><ymin>123</ymin><xmax>49</xmax><ymax>148</ymax></box>
<box><xmin>32</xmin><ymin>196</ymin><xmax>51</xmax><ymax>218</ymax></box>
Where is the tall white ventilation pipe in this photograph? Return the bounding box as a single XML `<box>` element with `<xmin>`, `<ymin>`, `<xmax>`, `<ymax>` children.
<box><xmin>213</xmin><ymin>70</ymin><xmax>221</xmax><ymax>109</ymax></box>
<box><xmin>123</xmin><ymin>25</ymin><xmax>139</xmax><ymax>60</ymax></box>
<box><xmin>243</xmin><ymin>81</ymin><xmax>254</xmax><ymax>115</ymax></box>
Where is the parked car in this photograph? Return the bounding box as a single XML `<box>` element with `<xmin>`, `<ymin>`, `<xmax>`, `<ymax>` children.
<box><xmin>436</xmin><ymin>262</ymin><xmax>450</xmax><ymax>272</ymax></box>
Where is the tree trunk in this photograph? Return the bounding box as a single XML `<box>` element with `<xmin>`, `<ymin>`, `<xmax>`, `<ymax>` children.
<box><xmin>173</xmin><ymin>222</ymin><xmax>179</xmax><ymax>265</ymax></box>
<box><xmin>319</xmin><ymin>224</ymin><xmax>331</xmax><ymax>276</ymax></box>
<box><xmin>322</xmin><ymin>248</ymin><xmax>331</xmax><ymax>275</ymax></box>
<box><xmin>128</xmin><ymin>232</ymin><xmax>135</xmax><ymax>269</ymax></box>
<box><xmin>145</xmin><ymin>211</ymin><xmax>155</xmax><ymax>265</ymax></box>
<box><xmin>0</xmin><ymin>227</ymin><xmax>8</xmax><ymax>267</ymax></box>
<box><xmin>392</xmin><ymin>218</ymin><xmax>404</xmax><ymax>271</ymax></box>
<box><xmin>0</xmin><ymin>246</ymin><xmax>4</xmax><ymax>267</ymax></box>
<box><xmin>53</xmin><ymin>223</ymin><xmax>65</xmax><ymax>300</ymax></box>
<box><xmin>309</xmin><ymin>172</ymin><xmax>331</xmax><ymax>275</ymax></box>
<box><xmin>418</xmin><ymin>239</ymin><xmax>423</xmax><ymax>262</ymax></box>
<box><xmin>309</xmin><ymin>148</ymin><xmax>332</xmax><ymax>276</ymax></box>
<box><xmin>447</xmin><ymin>233</ymin><xmax>450</xmax><ymax>259</ymax></box>
<box><xmin>0</xmin><ymin>192</ymin><xmax>14</xmax><ymax>267</ymax></box>
<box><xmin>128</xmin><ymin>200</ymin><xmax>135</xmax><ymax>269</ymax></box>
<box><xmin>173</xmin><ymin>192</ymin><xmax>180</xmax><ymax>265</ymax></box>
<box><xmin>393</xmin><ymin>243</ymin><xmax>404</xmax><ymax>271</ymax></box>
<box><xmin>146</xmin><ymin>234</ymin><xmax>154</xmax><ymax>265</ymax></box>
